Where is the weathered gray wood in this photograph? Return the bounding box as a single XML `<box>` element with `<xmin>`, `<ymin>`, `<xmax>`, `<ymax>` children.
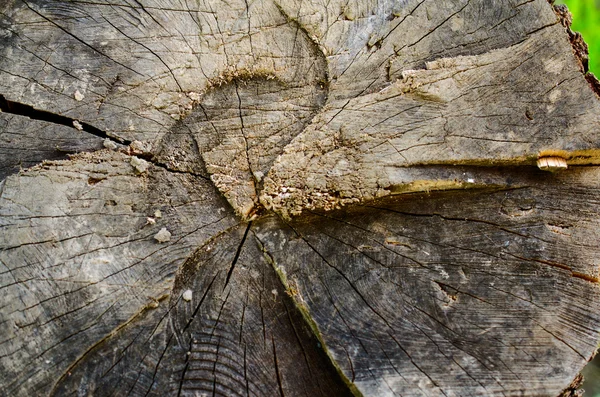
<box><xmin>0</xmin><ymin>151</ymin><xmax>239</xmax><ymax>395</ymax></box>
<box><xmin>50</xmin><ymin>223</ymin><xmax>352</xmax><ymax>396</ymax></box>
<box><xmin>1</xmin><ymin>0</ymin><xmax>600</xmax><ymax>396</ymax></box>
<box><xmin>256</xmin><ymin>166</ymin><xmax>600</xmax><ymax>395</ymax></box>
<box><xmin>4</xmin><ymin>0</ymin><xmax>600</xmax><ymax>218</ymax></box>
<box><xmin>261</xmin><ymin>26</ymin><xmax>600</xmax><ymax>217</ymax></box>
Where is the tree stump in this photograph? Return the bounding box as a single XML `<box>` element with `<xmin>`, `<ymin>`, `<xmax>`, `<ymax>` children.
<box><xmin>1</xmin><ymin>0</ymin><xmax>600</xmax><ymax>395</ymax></box>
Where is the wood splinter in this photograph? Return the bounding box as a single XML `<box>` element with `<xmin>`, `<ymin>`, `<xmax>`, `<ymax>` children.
<box><xmin>537</xmin><ymin>156</ymin><xmax>568</xmax><ymax>172</ymax></box>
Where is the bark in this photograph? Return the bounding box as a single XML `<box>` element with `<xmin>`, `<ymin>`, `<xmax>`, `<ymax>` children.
<box><xmin>1</xmin><ymin>0</ymin><xmax>600</xmax><ymax>396</ymax></box>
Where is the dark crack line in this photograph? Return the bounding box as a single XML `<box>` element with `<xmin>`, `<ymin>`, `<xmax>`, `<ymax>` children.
<box><xmin>274</xmin><ymin>219</ymin><xmax>371</xmax><ymax>355</ymax></box>
<box><xmin>149</xmin><ymin>160</ymin><xmax>211</xmax><ymax>180</ymax></box>
<box><xmin>144</xmin><ymin>273</ymin><xmax>221</xmax><ymax>396</ymax></box>
<box><xmin>0</xmin><ymin>94</ymin><xmax>214</xmax><ymax>180</ymax></box>
<box><xmin>129</xmin><ymin>0</ymin><xmax>172</xmax><ymax>35</ymax></box>
<box><xmin>239</xmin><ymin>284</ymin><xmax>249</xmax><ymax>344</ymax></box>
<box><xmin>537</xmin><ymin>323</ymin><xmax>587</xmax><ymax>361</ymax></box>
<box><xmin>233</xmin><ymin>81</ymin><xmax>259</xmax><ymax>196</ymax></box>
<box><xmin>387</xmin><ymin>332</ymin><xmax>450</xmax><ymax>397</ymax></box>
<box><xmin>223</xmin><ymin>222</ymin><xmax>252</xmax><ymax>290</ymax></box>
<box><xmin>177</xmin><ymin>359</ymin><xmax>190</xmax><ymax>397</ymax></box>
<box><xmin>0</xmin><ymin>94</ymin><xmax>130</xmax><ymax>145</ymax></box>
<box><xmin>407</xmin><ymin>2</ymin><xmax>470</xmax><ymax>50</ymax></box>
<box><xmin>310</xmin><ymin>209</ymin><xmax>509</xmax><ymax>264</ymax></box>
<box><xmin>271</xmin><ymin>335</ymin><xmax>286</xmax><ymax>397</ymax></box>
<box><xmin>210</xmin><ymin>289</ymin><xmax>231</xmax><ymax>339</ymax></box>
<box><xmin>181</xmin><ymin>271</ymin><xmax>221</xmax><ymax>335</ymax></box>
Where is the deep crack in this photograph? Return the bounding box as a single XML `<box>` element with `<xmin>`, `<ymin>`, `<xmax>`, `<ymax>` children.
<box><xmin>0</xmin><ymin>94</ymin><xmax>130</xmax><ymax>145</ymax></box>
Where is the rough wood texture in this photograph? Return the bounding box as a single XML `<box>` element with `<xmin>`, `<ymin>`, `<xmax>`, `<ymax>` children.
<box><xmin>1</xmin><ymin>0</ymin><xmax>600</xmax><ymax>396</ymax></box>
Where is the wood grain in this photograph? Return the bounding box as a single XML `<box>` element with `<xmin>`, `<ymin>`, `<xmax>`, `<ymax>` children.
<box><xmin>1</xmin><ymin>0</ymin><xmax>600</xmax><ymax>396</ymax></box>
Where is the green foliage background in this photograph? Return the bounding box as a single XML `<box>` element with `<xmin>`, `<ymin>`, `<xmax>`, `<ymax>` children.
<box><xmin>556</xmin><ymin>0</ymin><xmax>600</xmax><ymax>75</ymax></box>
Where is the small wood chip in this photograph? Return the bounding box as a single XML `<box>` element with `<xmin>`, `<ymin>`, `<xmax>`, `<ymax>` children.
<box><xmin>72</xmin><ymin>120</ymin><xmax>84</xmax><ymax>131</ymax></box>
<box><xmin>103</xmin><ymin>139</ymin><xmax>118</xmax><ymax>150</ymax></box>
<box><xmin>153</xmin><ymin>227</ymin><xmax>171</xmax><ymax>243</ymax></box>
<box><xmin>130</xmin><ymin>156</ymin><xmax>149</xmax><ymax>174</ymax></box>
<box><xmin>182</xmin><ymin>290</ymin><xmax>193</xmax><ymax>301</ymax></box>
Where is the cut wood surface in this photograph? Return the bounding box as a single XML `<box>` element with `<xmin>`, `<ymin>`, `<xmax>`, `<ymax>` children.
<box><xmin>1</xmin><ymin>0</ymin><xmax>600</xmax><ymax>396</ymax></box>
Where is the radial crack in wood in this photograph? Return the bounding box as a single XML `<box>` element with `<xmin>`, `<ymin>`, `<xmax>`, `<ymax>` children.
<box><xmin>51</xmin><ymin>223</ymin><xmax>354</xmax><ymax>396</ymax></box>
<box><xmin>0</xmin><ymin>113</ymin><xmax>105</xmax><ymax>180</ymax></box>
<box><xmin>1</xmin><ymin>0</ymin><xmax>600</xmax><ymax>396</ymax></box>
